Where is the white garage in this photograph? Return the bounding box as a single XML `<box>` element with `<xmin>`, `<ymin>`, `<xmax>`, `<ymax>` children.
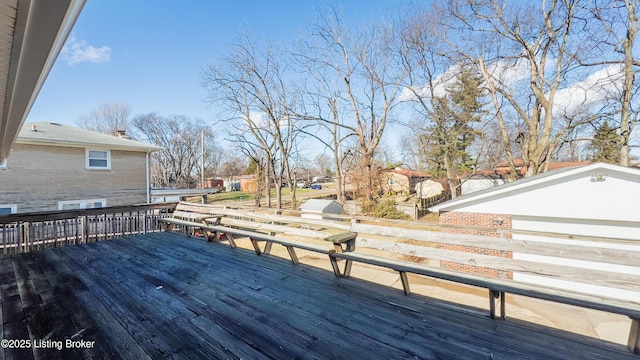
<box><xmin>431</xmin><ymin>162</ymin><xmax>640</xmax><ymax>300</ymax></box>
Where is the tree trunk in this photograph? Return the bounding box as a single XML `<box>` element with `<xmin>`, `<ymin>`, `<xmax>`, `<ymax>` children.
<box><xmin>620</xmin><ymin>0</ymin><xmax>637</xmax><ymax>166</ymax></box>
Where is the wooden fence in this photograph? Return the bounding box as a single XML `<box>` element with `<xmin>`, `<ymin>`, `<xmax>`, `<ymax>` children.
<box><xmin>0</xmin><ymin>203</ymin><xmax>177</xmax><ymax>255</ymax></box>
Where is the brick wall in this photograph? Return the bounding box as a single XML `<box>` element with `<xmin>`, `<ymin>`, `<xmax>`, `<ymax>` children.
<box><xmin>440</xmin><ymin>211</ymin><xmax>512</xmax><ymax>238</ymax></box>
<box><xmin>0</xmin><ymin>144</ymin><xmax>148</xmax><ymax>213</ymax></box>
<box><xmin>439</xmin><ymin>211</ymin><xmax>513</xmax><ymax>279</ymax></box>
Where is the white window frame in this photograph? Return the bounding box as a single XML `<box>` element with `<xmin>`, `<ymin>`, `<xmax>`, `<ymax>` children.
<box><xmin>0</xmin><ymin>204</ymin><xmax>17</xmax><ymax>215</ymax></box>
<box><xmin>58</xmin><ymin>199</ymin><xmax>107</xmax><ymax>211</ymax></box>
<box><xmin>0</xmin><ymin>158</ymin><xmax>7</xmax><ymax>169</ymax></box>
<box><xmin>86</xmin><ymin>149</ymin><xmax>111</xmax><ymax>170</ymax></box>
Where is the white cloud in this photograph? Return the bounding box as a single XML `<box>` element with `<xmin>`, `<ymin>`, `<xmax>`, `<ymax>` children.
<box><xmin>61</xmin><ymin>36</ymin><xmax>111</xmax><ymax>66</ymax></box>
<box><xmin>487</xmin><ymin>57</ymin><xmax>530</xmax><ymax>85</ymax></box>
<box><xmin>400</xmin><ymin>65</ymin><xmax>459</xmax><ymax>102</ymax></box>
<box><xmin>553</xmin><ymin>64</ymin><xmax>624</xmax><ymax>116</ymax></box>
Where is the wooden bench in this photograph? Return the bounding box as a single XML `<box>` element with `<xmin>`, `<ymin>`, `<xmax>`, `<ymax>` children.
<box><xmin>158</xmin><ymin>202</ymin><xmax>222</xmax><ymax>232</ymax></box>
<box><xmin>159</xmin><ymin>202</ymin><xmax>356</xmax><ymax>266</ymax></box>
<box><xmin>332</xmin><ymin>221</ymin><xmax>640</xmax><ymax>354</ymax></box>
<box><xmin>210</xmin><ymin>218</ymin><xmax>356</xmax><ymax>271</ymax></box>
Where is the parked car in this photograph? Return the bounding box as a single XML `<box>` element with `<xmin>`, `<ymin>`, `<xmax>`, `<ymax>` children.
<box><xmin>296</xmin><ymin>181</ymin><xmax>309</xmax><ymax>188</ymax></box>
<box><xmin>310</xmin><ymin>184</ymin><xmax>322</xmax><ymax>190</ymax></box>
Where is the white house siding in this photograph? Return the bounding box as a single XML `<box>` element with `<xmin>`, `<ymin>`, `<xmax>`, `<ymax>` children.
<box><xmin>0</xmin><ymin>144</ymin><xmax>148</xmax><ymax>213</ymax></box>
<box><xmin>449</xmin><ymin>171</ymin><xmax>640</xmax><ymax>223</ymax></box>
<box><xmin>512</xmin><ymin>216</ymin><xmax>640</xmax><ymax>241</ymax></box>
<box><xmin>434</xmin><ymin>163</ymin><xmax>640</xmax><ymax>302</ymax></box>
<box><xmin>510</xmin><ymin>213</ymin><xmax>640</xmax><ymax>301</ymax></box>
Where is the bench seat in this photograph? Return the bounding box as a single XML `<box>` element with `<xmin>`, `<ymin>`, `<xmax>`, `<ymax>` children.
<box><xmin>329</xmin><ymin>250</ymin><xmax>640</xmax><ymax>354</ymax></box>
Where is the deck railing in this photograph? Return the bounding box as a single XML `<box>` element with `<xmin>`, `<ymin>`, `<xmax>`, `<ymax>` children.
<box><xmin>0</xmin><ymin>202</ymin><xmax>178</xmax><ymax>255</ymax></box>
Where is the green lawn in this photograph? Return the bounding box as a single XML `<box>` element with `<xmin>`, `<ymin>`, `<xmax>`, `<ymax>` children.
<box><xmin>186</xmin><ymin>187</ymin><xmax>315</xmax><ymax>204</ymax></box>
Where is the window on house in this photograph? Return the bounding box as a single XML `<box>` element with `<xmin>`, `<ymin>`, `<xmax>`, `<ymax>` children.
<box><xmin>58</xmin><ymin>199</ymin><xmax>106</xmax><ymax>211</ymax></box>
<box><xmin>0</xmin><ymin>158</ymin><xmax>7</xmax><ymax>169</ymax></box>
<box><xmin>86</xmin><ymin>150</ymin><xmax>111</xmax><ymax>169</ymax></box>
<box><xmin>0</xmin><ymin>204</ymin><xmax>17</xmax><ymax>215</ymax></box>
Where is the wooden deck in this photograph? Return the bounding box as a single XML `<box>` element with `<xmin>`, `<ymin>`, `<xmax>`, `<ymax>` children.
<box><xmin>1</xmin><ymin>232</ymin><xmax>636</xmax><ymax>360</ymax></box>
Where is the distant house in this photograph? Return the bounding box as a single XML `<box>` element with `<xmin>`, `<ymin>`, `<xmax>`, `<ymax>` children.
<box><xmin>382</xmin><ymin>168</ymin><xmax>431</xmax><ymax>195</ymax></box>
<box><xmin>460</xmin><ymin>172</ymin><xmax>508</xmax><ymax>195</ymax></box>
<box><xmin>493</xmin><ymin>159</ymin><xmax>591</xmax><ymax>178</ymax></box>
<box><xmin>430</xmin><ymin>162</ymin><xmax>640</xmax><ymax>301</ymax></box>
<box><xmin>238</xmin><ymin>175</ymin><xmax>258</xmax><ymax>193</ymax></box>
<box><xmin>0</xmin><ymin>122</ymin><xmax>162</xmax><ymax>214</ymax></box>
<box><xmin>300</xmin><ymin>199</ymin><xmax>343</xmax><ymax>220</ymax></box>
<box><xmin>460</xmin><ymin>160</ymin><xmax>592</xmax><ymax>195</ymax></box>
<box><xmin>203</xmin><ymin>178</ymin><xmax>224</xmax><ymax>191</ymax></box>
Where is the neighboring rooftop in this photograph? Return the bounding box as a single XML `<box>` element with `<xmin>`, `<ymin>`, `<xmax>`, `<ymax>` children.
<box><xmin>385</xmin><ymin>168</ymin><xmax>431</xmax><ymax>178</ymax></box>
<box><xmin>492</xmin><ymin>159</ymin><xmax>592</xmax><ymax>176</ymax></box>
<box><xmin>431</xmin><ymin>162</ymin><xmax>640</xmax><ymax>212</ymax></box>
<box><xmin>16</xmin><ymin>122</ymin><xmax>162</xmax><ymax>152</ymax></box>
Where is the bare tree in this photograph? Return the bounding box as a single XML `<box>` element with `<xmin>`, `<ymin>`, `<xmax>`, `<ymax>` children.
<box><xmin>132</xmin><ymin>113</ymin><xmax>217</xmax><ymax>188</ymax></box>
<box><xmin>399</xmin><ymin>8</ymin><xmax>487</xmax><ymax>196</ymax></box>
<box><xmin>297</xmin><ymin>7</ymin><xmax>406</xmax><ymax>200</ymax></box>
<box><xmin>291</xmin><ymin>62</ymin><xmax>354</xmax><ymax>203</ymax></box>
<box><xmin>588</xmin><ymin>0</ymin><xmax>640</xmax><ymax>166</ymax></box>
<box><xmin>202</xmin><ymin>32</ymin><xmax>308</xmax><ymax>209</ymax></box>
<box><xmin>77</xmin><ymin>102</ymin><xmax>133</xmax><ymax>136</ymax></box>
<box><xmin>436</xmin><ymin>0</ymin><xmax>597</xmax><ymax>177</ymax></box>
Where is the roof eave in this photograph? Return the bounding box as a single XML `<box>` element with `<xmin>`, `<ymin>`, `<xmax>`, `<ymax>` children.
<box><xmin>431</xmin><ymin>163</ymin><xmax>635</xmax><ymax>212</ymax></box>
<box><xmin>15</xmin><ymin>138</ymin><xmax>163</xmax><ymax>152</ymax></box>
<box><xmin>0</xmin><ymin>0</ymin><xmax>86</xmax><ymax>160</ymax></box>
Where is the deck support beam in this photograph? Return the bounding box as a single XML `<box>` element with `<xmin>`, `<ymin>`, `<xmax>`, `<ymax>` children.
<box><xmin>629</xmin><ymin>317</ymin><xmax>640</xmax><ymax>354</ymax></box>
<box><xmin>489</xmin><ymin>290</ymin><xmax>506</xmax><ymax>320</ymax></box>
<box><xmin>399</xmin><ymin>271</ymin><xmax>411</xmax><ymax>295</ymax></box>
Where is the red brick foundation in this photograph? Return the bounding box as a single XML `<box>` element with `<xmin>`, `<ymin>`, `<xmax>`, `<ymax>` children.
<box><xmin>439</xmin><ymin>211</ymin><xmax>512</xmax><ymax>238</ymax></box>
<box><xmin>439</xmin><ymin>211</ymin><xmax>513</xmax><ymax>279</ymax></box>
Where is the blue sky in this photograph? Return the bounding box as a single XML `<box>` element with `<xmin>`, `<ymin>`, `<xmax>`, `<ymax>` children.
<box><xmin>28</xmin><ymin>1</ymin><xmax>407</xmax><ymax>128</ymax></box>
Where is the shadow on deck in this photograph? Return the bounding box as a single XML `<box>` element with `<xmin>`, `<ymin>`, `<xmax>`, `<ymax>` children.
<box><xmin>0</xmin><ymin>232</ymin><xmax>636</xmax><ymax>359</ymax></box>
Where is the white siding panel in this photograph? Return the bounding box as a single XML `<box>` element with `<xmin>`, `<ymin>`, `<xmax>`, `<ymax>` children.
<box><xmin>512</xmin><ymin>216</ymin><xmax>640</xmax><ymax>241</ymax></box>
<box><xmin>512</xmin><ymin>217</ymin><xmax>640</xmax><ymax>301</ymax></box>
<box><xmin>457</xmin><ymin>174</ymin><xmax>640</xmax><ymax>223</ymax></box>
<box><xmin>513</xmin><ymin>273</ymin><xmax>640</xmax><ymax>303</ymax></box>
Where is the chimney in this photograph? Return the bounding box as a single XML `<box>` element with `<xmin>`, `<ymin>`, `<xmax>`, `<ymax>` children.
<box><xmin>117</xmin><ymin>130</ymin><xmax>131</xmax><ymax>139</ymax></box>
<box><xmin>31</xmin><ymin>125</ymin><xmax>37</xmax><ymax>132</ymax></box>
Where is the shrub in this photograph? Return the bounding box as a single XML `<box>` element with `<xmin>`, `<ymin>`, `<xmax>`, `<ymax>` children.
<box><xmin>360</xmin><ymin>199</ymin><xmax>410</xmax><ymax>220</ymax></box>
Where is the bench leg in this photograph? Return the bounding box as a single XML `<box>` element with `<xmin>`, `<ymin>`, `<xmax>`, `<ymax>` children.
<box><xmin>343</xmin><ymin>259</ymin><xmax>353</xmax><ymax>277</ymax></box>
<box><xmin>250</xmin><ymin>238</ymin><xmax>263</xmax><ymax>255</ymax></box>
<box><xmin>225</xmin><ymin>233</ymin><xmax>237</xmax><ymax>248</ymax></box>
<box><xmin>328</xmin><ymin>257</ymin><xmax>352</xmax><ymax>278</ymax></box>
<box><xmin>629</xmin><ymin>317</ymin><xmax>640</xmax><ymax>354</ymax></box>
<box><xmin>213</xmin><ymin>232</ymin><xmax>236</xmax><ymax>248</ymax></box>
<box><xmin>249</xmin><ymin>238</ymin><xmax>272</xmax><ymax>255</ymax></box>
<box><xmin>329</xmin><ymin>254</ymin><xmax>343</xmax><ymax>277</ymax></box>
<box><xmin>399</xmin><ymin>271</ymin><xmax>411</xmax><ymax>295</ymax></box>
<box><xmin>285</xmin><ymin>246</ymin><xmax>299</xmax><ymax>265</ymax></box>
<box><xmin>489</xmin><ymin>290</ymin><xmax>506</xmax><ymax>320</ymax></box>
<box><xmin>264</xmin><ymin>241</ymin><xmax>273</xmax><ymax>254</ymax></box>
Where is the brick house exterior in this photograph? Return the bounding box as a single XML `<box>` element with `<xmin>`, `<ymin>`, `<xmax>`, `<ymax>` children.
<box><xmin>0</xmin><ymin>122</ymin><xmax>161</xmax><ymax>213</ymax></box>
<box><xmin>381</xmin><ymin>168</ymin><xmax>430</xmax><ymax>195</ymax></box>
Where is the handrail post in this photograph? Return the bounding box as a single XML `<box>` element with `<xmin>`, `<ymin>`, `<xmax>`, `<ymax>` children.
<box><xmin>82</xmin><ymin>216</ymin><xmax>88</xmax><ymax>243</ymax></box>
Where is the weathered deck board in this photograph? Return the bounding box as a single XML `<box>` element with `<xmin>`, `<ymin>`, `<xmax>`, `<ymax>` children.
<box><xmin>0</xmin><ymin>232</ymin><xmax>636</xmax><ymax>359</ymax></box>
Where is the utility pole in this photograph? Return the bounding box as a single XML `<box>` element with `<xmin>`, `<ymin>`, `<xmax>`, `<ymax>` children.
<box><xmin>201</xmin><ymin>129</ymin><xmax>205</xmax><ymax>189</ymax></box>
